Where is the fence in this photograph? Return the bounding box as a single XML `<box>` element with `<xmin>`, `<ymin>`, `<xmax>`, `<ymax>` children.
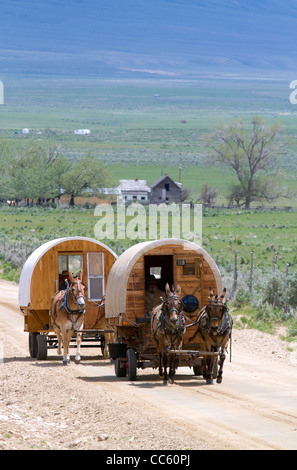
<box><xmin>0</xmin><ymin>236</ymin><xmax>41</xmax><ymax>268</ymax></box>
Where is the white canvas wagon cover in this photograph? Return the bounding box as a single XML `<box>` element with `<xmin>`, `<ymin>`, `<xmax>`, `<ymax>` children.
<box><xmin>19</xmin><ymin>236</ymin><xmax>117</xmax><ymax>308</ymax></box>
<box><xmin>105</xmin><ymin>238</ymin><xmax>222</xmax><ymax>318</ymax></box>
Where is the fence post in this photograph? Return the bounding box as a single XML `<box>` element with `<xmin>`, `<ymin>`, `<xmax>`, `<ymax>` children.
<box><xmin>249</xmin><ymin>251</ymin><xmax>253</xmax><ymax>293</ymax></box>
<box><xmin>231</xmin><ymin>251</ymin><xmax>238</xmax><ymax>299</ymax></box>
<box><xmin>285</xmin><ymin>263</ymin><xmax>289</xmax><ymax>314</ymax></box>
<box><xmin>272</xmin><ymin>252</ymin><xmax>278</xmax><ymax>272</ymax></box>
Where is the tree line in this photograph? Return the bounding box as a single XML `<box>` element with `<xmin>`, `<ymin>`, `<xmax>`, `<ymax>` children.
<box><xmin>0</xmin><ymin>116</ymin><xmax>292</xmax><ymax>208</ymax></box>
<box><xmin>0</xmin><ymin>138</ymin><xmax>113</xmax><ymax>205</ymax></box>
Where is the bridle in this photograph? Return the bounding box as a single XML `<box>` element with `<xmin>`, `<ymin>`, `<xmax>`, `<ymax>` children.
<box><xmin>61</xmin><ymin>280</ymin><xmax>86</xmax><ymax>316</ymax></box>
<box><xmin>159</xmin><ymin>295</ymin><xmax>186</xmax><ymax>336</ymax></box>
<box><xmin>205</xmin><ymin>300</ymin><xmax>231</xmax><ymax>337</ymax></box>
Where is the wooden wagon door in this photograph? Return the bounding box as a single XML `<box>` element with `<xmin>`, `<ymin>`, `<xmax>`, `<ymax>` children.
<box><xmin>173</xmin><ymin>254</ymin><xmax>204</xmax><ymax>306</ymax></box>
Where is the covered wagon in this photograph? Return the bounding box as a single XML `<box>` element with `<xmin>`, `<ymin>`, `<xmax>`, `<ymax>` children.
<box><xmin>19</xmin><ymin>236</ymin><xmax>117</xmax><ymax>360</ymax></box>
<box><xmin>105</xmin><ymin>238</ymin><xmax>222</xmax><ymax>380</ymax></box>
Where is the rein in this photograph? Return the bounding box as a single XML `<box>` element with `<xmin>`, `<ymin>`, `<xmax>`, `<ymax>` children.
<box><xmin>159</xmin><ymin>299</ymin><xmax>186</xmax><ymax>337</ymax></box>
<box><xmin>61</xmin><ymin>282</ymin><xmax>86</xmax><ymax>316</ymax></box>
<box><xmin>205</xmin><ymin>302</ymin><xmax>232</xmax><ymax>337</ymax></box>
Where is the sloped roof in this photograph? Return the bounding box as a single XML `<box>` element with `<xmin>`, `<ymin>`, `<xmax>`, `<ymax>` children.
<box><xmin>118</xmin><ymin>179</ymin><xmax>151</xmax><ymax>193</ymax></box>
<box><xmin>150</xmin><ymin>174</ymin><xmax>182</xmax><ymax>190</ymax></box>
<box><xmin>105</xmin><ymin>238</ymin><xmax>222</xmax><ymax>317</ymax></box>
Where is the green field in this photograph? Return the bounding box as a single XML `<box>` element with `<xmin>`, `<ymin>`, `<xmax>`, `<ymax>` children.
<box><xmin>1</xmin><ymin>75</ymin><xmax>297</xmax><ymax>205</ymax></box>
<box><xmin>0</xmin><ymin>75</ymin><xmax>297</xmax><ymax>278</ymax></box>
<box><xmin>0</xmin><ymin>205</ymin><xmax>295</xmax><ymax>273</ymax></box>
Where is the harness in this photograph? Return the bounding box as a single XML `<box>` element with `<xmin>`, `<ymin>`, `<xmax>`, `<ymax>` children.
<box><xmin>189</xmin><ymin>301</ymin><xmax>233</xmax><ymax>354</ymax></box>
<box><xmin>61</xmin><ymin>282</ymin><xmax>86</xmax><ymax>316</ymax></box>
<box><xmin>204</xmin><ymin>302</ymin><xmax>233</xmax><ymax>337</ymax></box>
<box><xmin>51</xmin><ymin>281</ymin><xmax>86</xmax><ymax>332</ymax></box>
<box><xmin>153</xmin><ymin>296</ymin><xmax>186</xmax><ymax>348</ymax></box>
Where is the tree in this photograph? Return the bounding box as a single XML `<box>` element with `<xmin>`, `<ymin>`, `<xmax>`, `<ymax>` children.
<box><xmin>210</xmin><ymin>117</ymin><xmax>288</xmax><ymax>209</ymax></box>
<box><xmin>61</xmin><ymin>153</ymin><xmax>113</xmax><ymax>205</ymax></box>
<box><xmin>3</xmin><ymin>141</ymin><xmax>66</xmax><ymax>204</ymax></box>
<box><xmin>0</xmin><ymin>138</ymin><xmax>113</xmax><ymax>206</ymax></box>
<box><xmin>198</xmin><ymin>183</ymin><xmax>218</xmax><ymax>206</ymax></box>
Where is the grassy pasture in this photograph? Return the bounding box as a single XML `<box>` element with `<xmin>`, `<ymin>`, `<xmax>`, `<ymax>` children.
<box><xmin>1</xmin><ymin>75</ymin><xmax>297</xmax><ymax>204</ymax></box>
<box><xmin>0</xmin><ymin>205</ymin><xmax>296</xmax><ymax>273</ymax></box>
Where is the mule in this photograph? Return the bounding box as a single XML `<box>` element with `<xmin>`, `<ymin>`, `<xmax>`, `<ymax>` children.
<box><xmin>190</xmin><ymin>287</ymin><xmax>233</xmax><ymax>384</ymax></box>
<box><xmin>49</xmin><ymin>271</ymin><xmax>86</xmax><ymax>365</ymax></box>
<box><xmin>151</xmin><ymin>283</ymin><xmax>186</xmax><ymax>384</ymax></box>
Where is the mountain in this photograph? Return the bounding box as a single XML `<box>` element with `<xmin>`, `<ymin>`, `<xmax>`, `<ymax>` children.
<box><xmin>1</xmin><ymin>0</ymin><xmax>297</xmax><ymax>77</ymax></box>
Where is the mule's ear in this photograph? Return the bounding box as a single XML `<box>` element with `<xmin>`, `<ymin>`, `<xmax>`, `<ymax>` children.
<box><xmin>78</xmin><ymin>270</ymin><xmax>83</xmax><ymax>281</ymax></box>
<box><xmin>208</xmin><ymin>287</ymin><xmax>214</xmax><ymax>300</ymax></box>
<box><xmin>69</xmin><ymin>272</ymin><xmax>75</xmax><ymax>284</ymax></box>
<box><xmin>219</xmin><ymin>287</ymin><xmax>227</xmax><ymax>302</ymax></box>
<box><xmin>165</xmin><ymin>283</ymin><xmax>171</xmax><ymax>296</ymax></box>
<box><xmin>175</xmin><ymin>284</ymin><xmax>181</xmax><ymax>296</ymax></box>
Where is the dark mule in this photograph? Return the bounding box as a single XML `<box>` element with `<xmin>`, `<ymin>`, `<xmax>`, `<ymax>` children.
<box><xmin>49</xmin><ymin>271</ymin><xmax>86</xmax><ymax>365</ymax></box>
<box><xmin>151</xmin><ymin>283</ymin><xmax>186</xmax><ymax>384</ymax></box>
<box><xmin>190</xmin><ymin>288</ymin><xmax>233</xmax><ymax>384</ymax></box>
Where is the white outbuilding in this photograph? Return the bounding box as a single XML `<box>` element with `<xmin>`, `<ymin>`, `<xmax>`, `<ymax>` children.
<box><xmin>74</xmin><ymin>129</ymin><xmax>91</xmax><ymax>135</ymax></box>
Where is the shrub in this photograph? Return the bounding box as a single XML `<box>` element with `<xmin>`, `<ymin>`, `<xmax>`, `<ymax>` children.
<box><xmin>261</xmin><ymin>271</ymin><xmax>286</xmax><ymax>310</ymax></box>
<box><xmin>234</xmin><ymin>287</ymin><xmax>252</xmax><ymax>307</ymax></box>
<box><xmin>288</xmin><ymin>272</ymin><xmax>297</xmax><ymax>309</ymax></box>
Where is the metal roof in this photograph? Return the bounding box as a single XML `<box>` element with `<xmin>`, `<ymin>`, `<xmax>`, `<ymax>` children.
<box><xmin>105</xmin><ymin>238</ymin><xmax>222</xmax><ymax>317</ymax></box>
<box><xmin>18</xmin><ymin>236</ymin><xmax>117</xmax><ymax>307</ymax></box>
<box><xmin>118</xmin><ymin>179</ymin><xmax>151</xmax><ymax>193</ymax></box>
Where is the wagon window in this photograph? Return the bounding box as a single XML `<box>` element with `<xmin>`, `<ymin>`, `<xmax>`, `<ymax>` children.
<box><xmin>150</xmin><ymin>266</ymin><xmax>162</xmax><ymax>279</ymax></box>
<box><xmin>58</xmin><ymin>254</ymin><xmax>83</xmax><ymax>290</ymax></box>
<box><xmin>183</xmin><ymin>263</ymin><xmax>195</xmax><ymax>276</ymax></box>
<box><xmin>58</xmin><ymin>254</ymin><xmax>83</xmax><ymax>276</ymax></box>
<box><xmin>87</xmin><ymin>253</ymin><xmax>104</xmax><ymax>300</ymax></box>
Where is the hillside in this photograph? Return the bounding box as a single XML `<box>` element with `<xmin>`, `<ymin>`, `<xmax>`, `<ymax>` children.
<box><xmin>1</xmin><ymin>0</ymin><xmax>297</xmax><ymax>77</ymax></box>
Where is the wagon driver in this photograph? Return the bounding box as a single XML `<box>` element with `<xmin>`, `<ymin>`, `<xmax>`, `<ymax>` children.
<box><xmin>144</xmin><ymin>275</ymin><xmax>165</xmax><ymax>316</ymax></box>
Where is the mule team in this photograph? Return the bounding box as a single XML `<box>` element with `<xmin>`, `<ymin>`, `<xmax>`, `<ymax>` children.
<box><xmin>49</xmin><ymin>272</ymin><xmax>232</xmax><ymax>385</ymax></box>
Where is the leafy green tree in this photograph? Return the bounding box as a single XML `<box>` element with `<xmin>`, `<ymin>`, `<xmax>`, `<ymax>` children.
<box><xmin>0</xmin><ymin>138</ymin><xmax>112</xmax><ymax>206</ymax></box>
<box><xmin>61</xmin><ymin>153</ymin><xmax>113</xmax><ymax>205</ymax></box>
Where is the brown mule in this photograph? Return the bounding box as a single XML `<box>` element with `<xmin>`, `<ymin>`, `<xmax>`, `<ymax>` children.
<box><xmin>190</xmin><ymin>288</ymin><xmax>233</xmax><ymax>384</ymax></box>
<box><xmin>151</xmin><ymin>283</ymin><xmax>186</xmax><ymax>384</ymax></box>
<box><xmin>49</xmin><ymin>271</ymin><xmax>86</xmax><ymax>365</ymax></box>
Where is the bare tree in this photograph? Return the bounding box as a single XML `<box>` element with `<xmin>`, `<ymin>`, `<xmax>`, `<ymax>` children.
<box><xmin>209</xmin><ymin>117</ymin><xmax>288</xmax><ymax>209</ymax></box>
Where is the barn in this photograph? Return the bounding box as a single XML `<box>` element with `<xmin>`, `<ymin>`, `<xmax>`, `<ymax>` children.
<box><xmin>149</xmin><ymin>174</ymin><xmax>182</xmax><ymax>204</ymax></box>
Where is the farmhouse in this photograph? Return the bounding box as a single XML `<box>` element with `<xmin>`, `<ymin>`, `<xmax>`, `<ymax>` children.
<box><xmin>149</xmin><ymin>174</ymin><xmax>182</xmax><ymax>204</ymax></box>
<box><xmin>117</xmin><ymin>178</ymin><xmax>151</xmax><ymax>203</ymax></box>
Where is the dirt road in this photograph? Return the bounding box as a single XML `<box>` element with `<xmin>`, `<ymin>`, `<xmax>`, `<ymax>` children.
<box><xmin>1</xmin><ymin>280</ymin><xmax>297</xmax><ymax>450</ymax></box>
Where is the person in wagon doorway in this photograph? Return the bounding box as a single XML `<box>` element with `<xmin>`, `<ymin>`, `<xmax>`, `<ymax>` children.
<box><xmin>144</xmin><ymin>275</ymin><xmax>165</xmax><ymax>316</ymax></box>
